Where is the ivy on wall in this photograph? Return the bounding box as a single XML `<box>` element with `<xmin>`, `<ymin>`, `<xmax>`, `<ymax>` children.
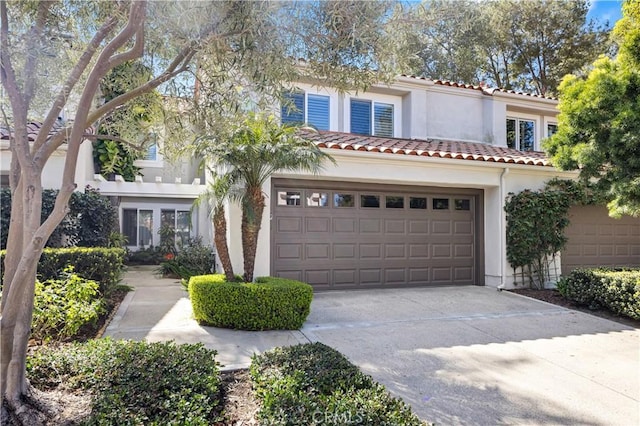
<box><xmin>504</xmin><ymin>184</ymin><xmax>573</xmax><ymax>288</ymax></box>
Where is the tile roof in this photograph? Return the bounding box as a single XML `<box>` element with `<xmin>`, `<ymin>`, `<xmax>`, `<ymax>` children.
<box><xmin>301</xmin><ymin>130</ymin><xmax>551</xmax><ymax>167</ymax></box>
<box><xmin>0</xmin><ymin>121</ymin><xmax>93</xmax><ymax>142</ymax></box>
<box><xmin>399</xmin><ymin>74</ymin><xmax>556</xmax><ymax>100</ymax></box>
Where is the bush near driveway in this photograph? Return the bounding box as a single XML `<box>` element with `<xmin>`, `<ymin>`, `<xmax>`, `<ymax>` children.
<box><xmin>558</xmin><ymin>268</ymin><xmax>640</xmax><ymax>319</ymax></box>
<box><xmin>189</xmin><ymin>274</ymin><xmax>313</xmax><ymax>330</ymax></box>
<box><xmin>251</xmin><ymin>343</ymin><xmax>428</xmax><ymax>425</ymax></box>
<box><xmin>27</xmin><ymin>339</ymin><xmax>223</xmax><ymax>425</ymax></box>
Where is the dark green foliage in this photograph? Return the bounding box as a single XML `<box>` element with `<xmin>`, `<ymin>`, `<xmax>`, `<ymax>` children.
<box><xmin>27</xmin><ymin>339</ymin><xmax>222</xmax><ymax>425</ymax></box>
<box><xmin>124</xmin><ymin>246</ymin><xmax>165</xmax><ymax>265</ymax></box>
<box><xmin>505</xmin><ymin>188</ymin><xmax>572</xmax><ymax>288</ymax></box>
<box><xmin>32</xmin><ymin>268</ymin><xmax>104</xmax><ymax>342</ymax></box>
<box><xmin>0</xmin><ymin>187</ymin><xmax>116</xmax><ymax>249</ymax></box>
<box><xmin>158</xmin><ymin>237</ymin><xmax>215</xmax><ymax>280</ymax></box>
<box><xmin>188</xmin><ymin>275</ymin><xmax>313</xmax><ymax>330</ymax></box>
<box><xmin>558</xmin><ymin>268</ymin><xmax>640</xmax><ymax>319</ymax></box>
<box><xmin>1</xmin><ymin>247</ymin><xmax>124</xmax><ymax>294</ymax></box>
<box><xmin>250</xmin><ymin>343</ymin><xmax>427</xmax><ymax>426</ymax></box>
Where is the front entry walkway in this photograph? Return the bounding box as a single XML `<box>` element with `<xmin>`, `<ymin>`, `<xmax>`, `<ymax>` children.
<box><xmin>105</xmin><ymin>267</ymin><xmax>639</xmax><ymax>425</ymax></box>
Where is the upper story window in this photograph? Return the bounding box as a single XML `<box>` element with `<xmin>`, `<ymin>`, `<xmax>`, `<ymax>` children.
<box><xmin>281</xmin><ymin>91</ymin><xmax>330</xmax><ymax>131</ymax></box>
<box><xmin>144</xmin><ymin>142</ymin><xmax>158</xmax><ymax>161</ymax></box>
<box><xmin>547</xmin><ymin>123</ymin><xmax>558</xmax><ymax>138</ymax></box>
<box><xmin>506</xmin><ymin>118</ymin><xmax>535</xmax><ymax>151</ymax></box>
<box><xmin>350</xmin><ymin>99</ymin><xmax>394</xmax><ymax>137</ymax></box>
<box><xmin>135</xmin><ymin>133</ymin><xmax>163</xmax><ymax>168</ymax></box>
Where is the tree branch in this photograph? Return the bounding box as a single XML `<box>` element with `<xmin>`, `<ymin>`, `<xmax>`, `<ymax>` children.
<box><xmin>33</xmin><ymin>15</ymin><xmax>121</xmax><ymax>154</ymax></box>
<box><xmin>23</xmin><ymin>1</ymin><xmax>51</xmax><ymax>107</ymax></box>
<box><xmin>83</xmin><ymin>133</ymin><xmax>146</xmax><ymax>151</ymax></box>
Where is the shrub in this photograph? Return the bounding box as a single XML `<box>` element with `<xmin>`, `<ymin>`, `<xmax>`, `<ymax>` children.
<box><xmin>250</xmin><ymin>343</ymin><xmax>427</xmax><ymax>426</ymax></box>
<box><xmin>158</xmin><ymin>237</ymin><xmax>215</xmax><ymax>279</ymax></box>
<box><xmin>32</xmin><ymin>268</ymin><xmax>104</xmax><ymax>342</ymax></box>
<box><xmin>0</xmin><ymin>187</ymin><xmax>116</xmax><ymax>249</ymax></box>
<box><xmin>0</xmin><ymin>247</ymin><xmax>124</xmax><ymax>294</ymax></box>
<box><xmin>125</xmin><ymin>245</ymin><xmax>165</xmax><ymax>265</ymax></box>
<box><xmin>189</xmin><ymin>275</ymin><xmax>313</xmax><ymax>330</ymax></box>
<box><xmin>27</xmin><ymin>338</ymin><xmax>222</xmax><ymax>425</ymax></box>
<box><xmin>559</xmin><ymin>268</ymin><xmax>640</xmax><ymax>319</ymax></box>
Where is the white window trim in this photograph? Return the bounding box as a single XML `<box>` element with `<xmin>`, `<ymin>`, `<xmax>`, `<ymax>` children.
<box><xmin>345</xmin><ymin>92</ymin><xmax>402</xmax><ymax>137</ymax></box>
<box><xmin>543</xmin><ymin>117</ymin><xmax>559</xmax><ymax>139</ymax></box>
<box><xmin>506</xmin><ymin>115</ymin><xmax>539</xmax><ymax>151</ymax></box>
<box><xmin>134</xmin><ymin>143</ymin><xmax>163</xmax><ymax>168</ymax></box>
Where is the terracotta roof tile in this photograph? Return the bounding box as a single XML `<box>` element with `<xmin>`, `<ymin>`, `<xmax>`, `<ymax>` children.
<box><xmin>1</xmin><ymin>121</ymin><xmax>93</xmax><ymax>142</ymax></box>
<box><xmin>301</xmin><ymin>130</ymin><xmax>551</xmax><ymax>167</ymax></box>
<box><xmin>399</xmin><ymin>74</ymin><xmax>556</xmax><ymax>100</ymax></box>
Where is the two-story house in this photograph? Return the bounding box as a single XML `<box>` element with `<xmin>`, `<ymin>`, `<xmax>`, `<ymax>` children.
<box><xmin>2</xmin><ymin>75</ymin><xmax>638</xmax><ymax>288</ymax></box>
<box><xmin>220</xmin><ymin>76</ymin><xmax>639</xmax><ymax>289</ymax></box>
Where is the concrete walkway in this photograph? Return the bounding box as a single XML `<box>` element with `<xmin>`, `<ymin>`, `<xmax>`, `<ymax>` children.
<box><xmin>105</xmin><ymin>266</ymin><xmax>639</xmax><ymax>425</ymax></box>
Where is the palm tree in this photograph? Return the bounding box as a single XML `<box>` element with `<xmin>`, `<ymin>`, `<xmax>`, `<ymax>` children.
<box><xmin>198</xmin><ymin>113</ymin><xmax>334</xmax><ymax>282</ymax></box>
<box><xmin>194</xmin><ymin>172</ymin><xmax>236</xmax><ymax>282</ymax></box>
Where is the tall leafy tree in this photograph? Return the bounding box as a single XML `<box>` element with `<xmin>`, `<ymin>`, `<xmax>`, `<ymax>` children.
<box><xmin>0</xmin><ymin>1</ymin><xmax>407</xmax><ymax>420</ymax></box>
<box><xmin>544</xmin><ymin>0</ymin><xmax>640</xmax><ymax>217</ymax></box>
<box><xmin>405</xmin><ymin>0</ymin><xmax>608</xmax><ymax>95</ymax></box>
<box><xmin>197</xmin><ymin>115</ymin><xmax>334</xmax><ymax>283</ymax></box>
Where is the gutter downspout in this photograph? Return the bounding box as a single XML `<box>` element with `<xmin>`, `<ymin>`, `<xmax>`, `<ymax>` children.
<box><xmin>498</xmin><ymin>167</ymin><xmax>510</xmax><ymax>290</ymax></box>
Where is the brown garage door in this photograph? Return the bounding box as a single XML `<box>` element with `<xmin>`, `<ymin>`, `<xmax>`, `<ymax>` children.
<box><xmin>562</xmin><ymin>205</ymin><xmax>640</xmax><ymax>275</ymax></box>
<box><xmin>271</xmin><ymin>180</ymin><xmax>482</xmax><ymax>290</ymax></box>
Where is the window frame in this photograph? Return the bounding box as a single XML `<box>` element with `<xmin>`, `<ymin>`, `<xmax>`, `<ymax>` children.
<box><xmin>281</xmin><ymin>91</ymin><xmax>330</xmax><ymax>131</ymax></box>
<box><xmin>349</xmin><ymin>98</ymin><xmax>395</xmax><ymax>137</ymax></box>
<box><xmin>506</xmin><ymin>116</ymin><xmax>537</xmax><ymax>152</ymax></box>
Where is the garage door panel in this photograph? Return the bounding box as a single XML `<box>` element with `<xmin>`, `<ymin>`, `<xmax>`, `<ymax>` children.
<box><xmin>306</xmin><ymin>217</ymin><xmax>330</xmax><ymax>232</ymax></box>
<box><xmin>276</xmin><ymin>270</ymin><xmax>303</xmax><ymax>281</ymax></box>
<box><xmin>385</xmin><ymin>219</ymin><xmax>406</xmax><ymax>234</ymax></box>
<box><xmin>273</xmin><ymin>183</ymin><xmax>479</xmax><ymax>289</ymax></box>
<box><xmin>306</xmin><ymin>244</ymin><xmax>330</xmax><ymax>259</ymax></box>
<box><xmin>277</xmin><ymin>244</ymin><xmax>302</xmax><ymax>260</ymax></box>
<box><xmin>409</xmin><ymin>220</ymin><xmax>429</xmax><ymax>234</ymax></box>
<box><xmin>385</xmin><ymin>244</ymin><xmax>406</xmax><ymax>259</ymax></box>
<box><xmin>333</xmin><ymin>218</ymin><xmax>356</xmax><ymax>233</ymax></box>
<box><xmin>562</xmin><ymin>206</ymin><xmax>640</xmax><ymax>275</ymax></box>
<box><xmin>277</xmin><ymin>217</ymin><xmax>301</xmax><ymax>232</ymax></box>
<box><xmin>385</xmin><ymin>269</ymin><xmax>406</xmax><ymax>283</ymax></box>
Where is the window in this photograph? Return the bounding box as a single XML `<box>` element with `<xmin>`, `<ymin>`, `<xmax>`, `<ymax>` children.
<box><xmin>307</xmin><ymin>192</ymin><xmax>328</xmax><ymax>207</ymax></box>
<box><xmin>161</xmin><ymin>209</ymin><xmax>191</xmax><ymax>247</ymax></box>
<box><xmin>507</xmin><ymin>118</ymin><xmax>535</xmax><ymax>151</ymax></box>
<box><xmin>144</xmin><ymin>143</ymin><xmax>158</xmax><ymax>161</ymax></box>
<box><xmin>122</xmin><ymin>209</ymin><xmax>153</xmax><ymax>247</ymax></box>
<box><xmin>547</xmin><ymin>123</ymin><xmax>558</xmax><ymax>138</ymax></box>
<box><xmin>409</xmin><ymin>197</ymin><xmax>427</xmax><ymax>209</ymax></box>
<box><xmin>0</xmin><ymin>174</ymin><xmax>9</xmax><ymax>188</ymax></box>
<box><xmin>385</xmin><ymin>195</ymin><xmax>404</xmax><ymax>209</ymax></box>
<box><xmin>350</xmin><ymin>99</ymin><xmax>394</xmax><ymax>137</ymax></box>
<box><xmin>334</xmin><ymin>193</ymin><xmax>354</xmax><ymax>207</ymax></box>
<box><xmin>433</xmin><ymin>198</ymin><xmax>449</xmax><ymax>210</ymax></box>
<box><xmin>277</xmin><ymin>191</ymin><xmax>301</xmax><ymax>206</ymax></box>
<box><xmin>361</xmin><ymin>195</ymin><xmax>380</xmax><ymax>208</ymax></box>
<box><xmin>454</xmin><ymin>199</ymin><xmax>471</xmax><ymax>211</ymax></box>
<box><xmin>281</xmin><ymin>92</ymin><xmax>330</xmax><ymax>130</ymax></box>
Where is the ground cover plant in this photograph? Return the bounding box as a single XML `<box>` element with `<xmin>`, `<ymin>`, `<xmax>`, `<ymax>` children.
<box><xmin>189</xmin><ymin>274</ymin><xmax>313</xmax><ymax>330</ymax></box>
<box><xmin>251</xmin><ymin>342</ymin><xmax>429</xmax><ymax>425</ymax></box>
<box><xmin>27</xmin><ymin>339</ymin><xmax>223</xmax><ymax>425</ymax></box>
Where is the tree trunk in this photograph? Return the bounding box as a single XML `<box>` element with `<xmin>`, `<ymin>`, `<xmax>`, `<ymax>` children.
<box><xmin>213</xmin><ymin>206</ymin><xmax>235</xmax><ymax>282</ymax></box>
<box><xmin>241</xmin><ymin>186</ymin><xmax>265</xmax><ymax>282</ymax></box>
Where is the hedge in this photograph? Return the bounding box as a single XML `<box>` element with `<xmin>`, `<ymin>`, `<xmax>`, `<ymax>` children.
<box><xmin>250</xmin><ymin>343</ymin><xmax>428</xmax><ymax>425</ymax></box>
<box><xmin>188</xmin><ymin>274</ymin><xmax>313</xmax><ymax>330</ymax></box>
<box><xmin>558</xmin><ymin>268</ymin><xmax>640</xmax><ymax>320</ymax></box>
<box><xmin>1</xmin><ymin>247</ymin><xmax>125</xmax><ymax>294</ymax></box>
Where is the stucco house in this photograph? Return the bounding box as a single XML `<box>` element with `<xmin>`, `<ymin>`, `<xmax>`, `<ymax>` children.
<box><xmin>1</xmin><ymin>75</ymin><xmax>638</xmax><ymax>289</ymax></box>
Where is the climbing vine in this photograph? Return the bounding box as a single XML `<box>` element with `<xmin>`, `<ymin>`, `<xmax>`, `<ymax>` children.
<box><xmin>504</xmin><ymin>184</ymin><xmax>574</xmax><ymax>288</ymax></box>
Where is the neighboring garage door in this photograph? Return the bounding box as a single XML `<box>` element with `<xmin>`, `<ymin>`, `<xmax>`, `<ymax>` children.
<box><xmin>271</xmin><ymin>180</ymin><xmax>483</xmax><ymax>290</ymax></box>
<box><xmin>562</xmin><ymin>205</ymin><xmax>640</xmax><ymax>275</ymax></box>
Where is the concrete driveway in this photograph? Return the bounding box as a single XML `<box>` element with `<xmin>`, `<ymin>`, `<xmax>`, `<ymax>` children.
<box><xmin>105</xmin><ymin>268</ymin><xmax>639</xmax><ymax>425</ymax></box>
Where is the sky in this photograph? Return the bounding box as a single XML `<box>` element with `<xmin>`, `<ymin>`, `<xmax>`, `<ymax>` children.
<box><xmin>587</xmin><ymin>0</ymin><xmax>624</xmax><ymax>26</ymax></box>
